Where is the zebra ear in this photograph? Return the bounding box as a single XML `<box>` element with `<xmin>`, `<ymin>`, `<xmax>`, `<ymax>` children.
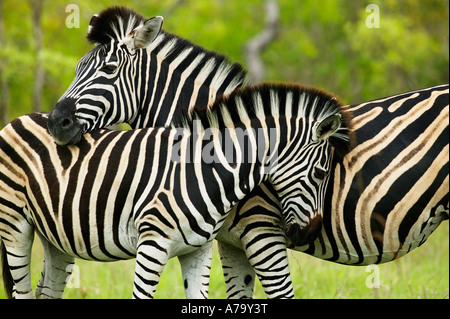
<box><xmin>314</xmin><ymin>113</ymin><xmax>342</xmax><ymax>141</ymax></box>
<box><xmin>88</xmin><ymin>14</ymin><xmax>100</xmax><ymax>46</ymax></box>
<box><xmin>133</xmin><ymin>16</ymin><xmax>164</xmax><ymax>49</ymax></box>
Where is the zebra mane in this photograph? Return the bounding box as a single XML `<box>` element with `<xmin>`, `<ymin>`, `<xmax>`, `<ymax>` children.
<box><xmin>87</xmin><ymin>6</ymin><xmax>146</xmax><ymax>45</ymax></box>
<box><xmin>173</xmin><ymin>83</ymin><xmax>353</xmax><ymax>158</ymax></box>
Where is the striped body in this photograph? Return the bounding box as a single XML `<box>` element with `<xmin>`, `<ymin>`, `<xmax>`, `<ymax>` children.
<box><xmin>2</xmin><ymin>114</ymin><xmax>248</xmax><ymax>261</ymax></box>
<box><xmin>305</xmin><ymin>83</ymin><xmax>449</xmax><ymax>264</ymax></box>
<box><xmin>1</xmin><ymin>84</ymin><xmax>347</xmax><ymax>298</ymax></box>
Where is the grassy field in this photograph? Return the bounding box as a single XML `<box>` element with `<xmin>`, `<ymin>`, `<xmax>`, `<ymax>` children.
<box><xmin>0</xmin><ymin>222</ymin><xmax>448</xmax><ymax>299</ymax></box>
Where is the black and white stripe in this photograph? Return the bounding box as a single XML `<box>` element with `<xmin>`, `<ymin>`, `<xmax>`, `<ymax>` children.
<box><xmin>1</xmin><ymin>83</ymin><xmax>348</xmax><ymax>298</ymax></box>
<box><xmin>219</xmin><ymin>84</ymin><xmax>449</xmax><ymax>298</ymax></box>
<box><xmin>48</xmin><ymin>6</ymin><xmax>246</xmax><ymax>145</ymax></box>
<box><xmin>305</xmin><ymin>83</ymin><xmax>449</xmax><ymax>264</ymax></box>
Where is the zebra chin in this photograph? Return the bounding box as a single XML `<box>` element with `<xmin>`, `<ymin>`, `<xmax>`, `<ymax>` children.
<box><xmin>286</xmin><ymin>214</ymin><xmax>323</xmax><ymax>247</ymax></box>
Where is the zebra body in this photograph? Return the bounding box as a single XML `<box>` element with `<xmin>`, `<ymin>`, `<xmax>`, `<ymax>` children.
<box><xmin>0</xmin><ymin>83</ymin><xmax>347</xmax><ymax>298</ymax></box>
<box><xmin>1</xmin><ymin>114</ymin><xmax>213</xmax><ymax>298</ymax></box>
<box><xmin>307</xmin><ymin>83</ymin><xmax>449</xmax><ymax>264</ymax></box>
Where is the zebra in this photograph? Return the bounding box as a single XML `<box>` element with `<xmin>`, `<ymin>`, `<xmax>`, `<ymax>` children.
<box><xmin>0</xmin><ymin>83</ymin><xmax>349</xmax><ymax>298</ymax></box>
<box><xmin>46</xmin><ymin>7</ymin><xmax>448</xmax><ymax>298</ymax></box>
<box><xmin>48</xmin><ymin>6</ymin><xmax>246</xmax><ymax>145</ymax></box>
<box><xmin>46</xmin><ymin>6</ymin><xmax>305</xmax><ymax>299</ymax></box>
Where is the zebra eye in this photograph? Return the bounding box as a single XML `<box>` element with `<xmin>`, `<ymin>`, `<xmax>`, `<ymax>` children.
<box><xmin>313</xmin><ymin>167</ymin><xmax>327</xmax><ymax>180</ymax></box>
<box><xmin>99</xmin><ymin>63</ymin><xmax>117</xmax><ymax>74</ymax></box>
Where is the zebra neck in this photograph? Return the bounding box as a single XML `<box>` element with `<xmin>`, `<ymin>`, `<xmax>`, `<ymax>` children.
<box><xmin>130</xmin><ymin>33</ymin><xmax>245</xmax><ymax>129</ymax></box>
<box><xmin>172</xmin><ymin>123</ymin><xmax>279</xmax><ymax>213</ymax></box>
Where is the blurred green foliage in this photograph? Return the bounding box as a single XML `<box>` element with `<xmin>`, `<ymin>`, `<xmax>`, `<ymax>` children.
<box><xmin>0</xmin><ymin>0</ymin><xmax>448</xmax><ymax>127</ymax></box>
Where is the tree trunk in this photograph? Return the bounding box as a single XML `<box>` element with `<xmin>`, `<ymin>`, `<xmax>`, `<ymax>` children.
<box><xmin>244</xmin><ymin>0</ymin><xmax>280</xmax><ymax>83</ymax></box>
<box><xmin>29</xmin><ymin>0</ymin><xmax>44</xmax><ymax>113</ymax></box>
<box><xmin>0</xmin><ymin>0</ymin><xmax>8</xmax><ymax>127</ymax></box>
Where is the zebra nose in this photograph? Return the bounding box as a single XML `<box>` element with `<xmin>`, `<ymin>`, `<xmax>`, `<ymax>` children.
<box><xmin>60</xmin><ymin>117</ymin><xmax>74</xmax><ymax>129</ymax></box>
<box><xmin>49</xmin><ymin>100</ymin><xmax>76</xmax><ymax>130</ymax></box>
<box><xmin>48</xmin><ymin>98</ymin><xmax>83</xmax><ymax>145</ymax></box>
<box><xmin>286</xmin><ymin>214</ymin><xmax>322</xmax><ymax>247</ymax></box>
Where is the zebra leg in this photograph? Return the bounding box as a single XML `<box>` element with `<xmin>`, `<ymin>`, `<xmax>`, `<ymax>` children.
<box><xmin>35</xmin><ymin>233</ymin><xmax>75</xmax><ymax>299</ymax></box>
<box><xmin>218</xmin><ymin>182</ymin><xmax>293</xmax><ymax>299</ymax></box>
<box><xmin>1</xmin><ymin>223</ymin><xmax>35</xmax><ymax>299</ymax></box>
<box><xmin>178</xmin><ymin>241</ymin><xmax>213</xmax><ymax>299</ymax></box>
<box><xmin>218</xmin><ymin>241</ymin><xmax>255</xmax><ymax>299</ymax></box>
<box><xmin>242</xmin><ymin>231</ymin><xmax>294</xmax><ymax>299</ymax></box>
<box><xmin>220</xmin><ymin>230</ymin><xmax>293</xmax><ymax>299</ymax></box>
<box><xmin>132</xmin><ymin>239</ymin><xmax>169</xmax><ymax>299</ymax></box>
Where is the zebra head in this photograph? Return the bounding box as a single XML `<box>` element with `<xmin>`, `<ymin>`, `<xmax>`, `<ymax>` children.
<box><xmin>48</xmin><ymin>7</ymin><xmax>163</xmax><ymax>145</ymax></box>
<box><xmin>247</xmin><ymin>85</ymin><xmax>349</xmax><ymax>247</ymax></box>
<box><xmin>274</xmin><ymin>113</ymin><xmax>343</xmax><ymax>247</ymax></box>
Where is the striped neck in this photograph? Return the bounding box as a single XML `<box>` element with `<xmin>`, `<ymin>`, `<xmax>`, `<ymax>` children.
<box><xmin>129</xmin><ymin>31</ymin><xmax>247</xmax><ymax>129</ymax></box>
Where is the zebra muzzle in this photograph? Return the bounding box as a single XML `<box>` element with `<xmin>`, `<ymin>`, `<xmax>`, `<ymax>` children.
<box><xmin>48</xmin><ymin>98</ymin><xmax>84</xmax><ymax>146</ymax></box>
<box><xmin>286</xmin><ymin>214</ymin><xmax>323</xmax><ymax>247</ymax></box>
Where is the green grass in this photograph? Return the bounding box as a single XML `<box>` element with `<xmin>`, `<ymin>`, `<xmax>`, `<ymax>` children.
<box><xmin>1</xmin><ymin>222</ymin><xmax>448</xmax><ymax>299</ymax></box>
<box><xmin>286</xmin><ymin>222</ymin><xmax>449</xmax><ymax>299</ymax></box>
